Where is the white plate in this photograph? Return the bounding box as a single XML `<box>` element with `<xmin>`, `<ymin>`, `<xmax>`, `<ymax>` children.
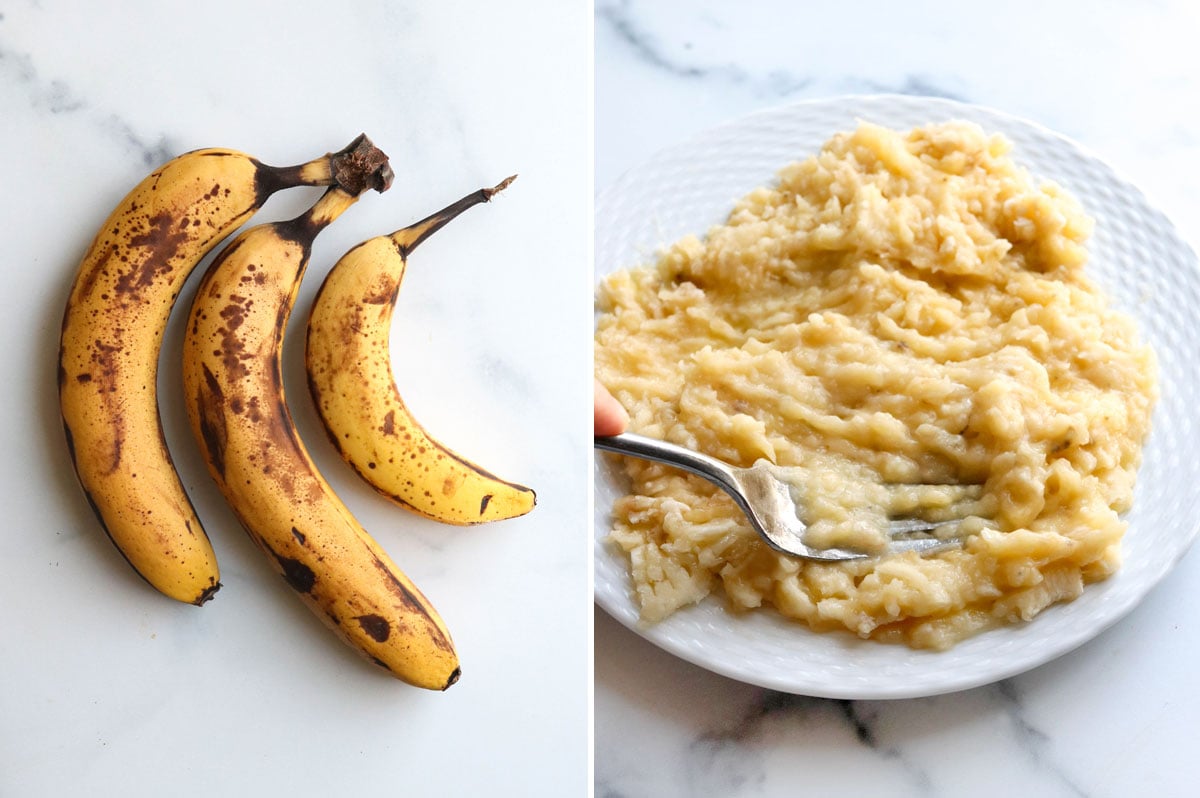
<box><xmin>594</xmin><ymin>94</ymin><xmax>1200</xmax><ymax>699</ymax></box>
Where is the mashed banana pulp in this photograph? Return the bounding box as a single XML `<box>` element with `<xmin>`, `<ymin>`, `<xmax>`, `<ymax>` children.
<box><xmin>594</xmin><ymin>121</ymin><xmax>1158</xmax><ymax>649</ymax></box>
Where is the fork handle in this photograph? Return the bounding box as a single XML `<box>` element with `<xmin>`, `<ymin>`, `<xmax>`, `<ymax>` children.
<box><xmin>594</xmin><ymin>432</ymin><xmax>741</xmax><ymax>495</ymax></box>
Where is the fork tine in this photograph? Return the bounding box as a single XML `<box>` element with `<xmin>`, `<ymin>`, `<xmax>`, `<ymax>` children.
<box><xmin>886</xmin><ymin>518</ymin><xmax>946</xmax><ymax>536</ymax></box>
<box><xmin>887</xmin><ymin>536</ymin><xmax>962</xmax><ymax>555</ymax></box>
<box><xmin>597</xmin><ymin>433</ymin><xmax>981</xmax><ymax>561</ymax></box>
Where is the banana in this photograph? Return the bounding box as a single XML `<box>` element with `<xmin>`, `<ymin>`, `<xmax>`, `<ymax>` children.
<box><xmin>304</xmin><ymin>178</ymin><xmax>536</xmax><ymax>526</ymax></box>
<box><xmin>181</xmin><ymin>157</ymin><xmax>460</xmax><ymax>689</ymax></box>
<box><xmin>59</xmin><ymin>134</ymin><xmax>385</xmax><ymax>605</ymax></box>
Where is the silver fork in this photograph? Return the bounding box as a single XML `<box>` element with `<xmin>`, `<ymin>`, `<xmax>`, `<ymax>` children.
<box><xmin>595</xmin><ymin>432</ymin><xmax>970</xmax><ymax>561</ymax></box>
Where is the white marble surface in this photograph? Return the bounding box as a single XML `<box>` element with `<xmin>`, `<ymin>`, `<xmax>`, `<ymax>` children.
<box><xmin>595</xmin><ymin>2</ymin><xmax>1200</xmax><ymax>796</ymax></box>
<box><xmin>1</xmin><ymin>2</ymin><xmax>588</xmax><ymax>795</ymax></box>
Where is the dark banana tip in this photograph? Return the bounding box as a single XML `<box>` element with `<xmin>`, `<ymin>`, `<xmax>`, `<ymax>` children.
<box><xmin>485</xmin><ymin>174</ymin><xmax>517</xmax><ymax>199</ymax></box>
<box><xmin>194</xmin><ymin>581</ymin><xmax>222</xmax><ymax>606</ymax></box>
<box><xmin>443</xmin><ymin>667</ymin><xmax>462</xmax><ymax>690</ymax></box>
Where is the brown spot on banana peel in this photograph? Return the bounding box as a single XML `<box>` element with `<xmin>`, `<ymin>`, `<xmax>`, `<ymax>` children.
<box><xmin>362</xmin><ymin>275</ymin><xmax>398</xmax><ymax>306</ymax></box>
<box><xmin>217</xmin><ymin>299</ymin><xmax>252</xmax><ymax>380</ymax></box>
<box><xmin>197</xmin><ymin>364</ymin><xmax>229</xmax><ymax>480</ymax></box>
<box><xmin>262</xmin><ymin>369</ymin><xmax>313</xmax><ymax>504</ymax></box>
<box><xmin>246</xmin><ymin>395</ymin><xmax>264</xmax><ymax>424</ymax></box>
<box><xmin>114</xmin><ymin>211</ymin><xmax>193</xmax><ymax>299</ymax></box>
<box><xmin>356</xmin><ymin>614</ymin><xmax>391</xmax><ymax>642</ymax></box>
<box><xmin>89</xmin><ymin>338</ymin><xmax>121</xmax><ymax>396</ymax></box>
<box><xmin>71</xmin><ymin>337</ymin><xmax>128</xmax><ymax>475</ymax></box>
<box><xmin>278</xmin><ymin>557</ymin><xmax>317</xmax><ymax>594</ymax></box>
<box><xmin>103</xmin><ymin>415</ymin><xmax>125</xmax><ymax>476</ymax></box>
<box><xmin>254</xmin><ymin>413</ymin><xmax>307</xmax><ymax>505</ymax></box>
<box><xmin>261</xmin><ymin>539</ymin><xmax>317</xmax><ymax>594</ymax></box>
<box><xmin>75</xmin><ymin>242</ymin><xmax>118</xmax><ymax>303</ymax></box>
<box><xmin>104</xmin><ymin>184</ymin><xmax>254</xmax><ymax>307</ymax></box>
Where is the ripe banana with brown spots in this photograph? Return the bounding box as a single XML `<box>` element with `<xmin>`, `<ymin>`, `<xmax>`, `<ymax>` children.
<box><xmin>59</xmin><ymin>135</ymin><xmax>382</xmax><ymax>605</ymax></box>
<box><xmin>181</xmin><ymin>153</ymin><xmax>460</xmax><ymax>689</ymax></box>
<box><xmin>305</xmin><ymin>178</ymin><xmax>536</xmax><ymax>525</ymax></box>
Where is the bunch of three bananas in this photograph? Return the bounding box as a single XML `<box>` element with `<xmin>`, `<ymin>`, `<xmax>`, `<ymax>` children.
<box><xmin>58</xmin><ymin>135</ymin><xmax>534</xmax><ymax>690</ymax></box>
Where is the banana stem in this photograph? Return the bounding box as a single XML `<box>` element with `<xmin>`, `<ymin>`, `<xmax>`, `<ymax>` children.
<box><xmin>274</xmin><ymin>186</ymin><xmax>361</xmax><ymax>247</ymax></box>
<box><xmin>260</xmin><ymin>134</ymin><xmax>394</xmax><ymax>194</ymax></box>
<box><xmin>275</xmin><ymin>144</ymin><xmax>394</xmax><ymax>244</ymax></box>
<box><xmin>389</xmin><ymin>176</ymin><xmax>516</xmax><ymax>255</ymax></box>
<box><xmin>308</xmin><ymin>188</ymin><xmax>362</xmax><ymax>227</ymax></box>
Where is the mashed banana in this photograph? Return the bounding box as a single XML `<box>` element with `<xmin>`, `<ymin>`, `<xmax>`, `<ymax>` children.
<box><xmin>594</xmin><ymin>121</ymin><xmax>1158</xmax><ymax>649</ymax></box>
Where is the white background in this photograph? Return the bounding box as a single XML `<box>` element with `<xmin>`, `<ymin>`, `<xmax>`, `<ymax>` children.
<box><xmin>1</xmin><ymin>2</ymin><xmax>590</xmax><ymax>795</ymax></box>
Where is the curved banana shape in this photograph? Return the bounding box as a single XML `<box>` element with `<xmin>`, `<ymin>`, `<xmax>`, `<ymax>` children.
<box><xmin>182</xmin><ymin>166</ymin><xmax>460</xmax><ymax>689</ymax></box>
<box><xmin>59</xmin><ymin>135</ymin><xmax>383</xmax><ymax>605</ymax></box>
<box><xmin>305</xmin><ymin>178</ymin><xmax>536</xmax><ymax>526</ymax></box>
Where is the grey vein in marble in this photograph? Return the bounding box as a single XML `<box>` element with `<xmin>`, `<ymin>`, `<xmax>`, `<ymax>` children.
<box><xmin>838</xmin><ymin>700</ymin><xmax>934</xmax><ymax>794</ymax></box>
<box><xmin>836</xmin><ymin>698</ymin><xmax>880</xmax><ymax>747</ymax></box>
<box><xmin>0</xmin><ymin>38</ymin><xmax>177</xmax><ymax>166</ymax></box>
<box><xmin>474</xmin><ymin>351</ymin><xmax>536</xmax><ymax>402</ymax></box>
<box><xmin>595</xmin><ymin>0</ymin><xmax>810</xmax><ymax>97</ymax></box>
<box><xmin>0</xmin><ymin>46</ymin><xmax>85</xmax><ymax>112</ymax></box>
<box><xmin>99</xmin><ymin>115</ymin><xmax>177</xmax><ymax>169</ymax></box>
<box><xmin>595</xmin><ymin>1</ymin><xmax>978</xmax><ymax>106</ymax></box>
<box><xmin>995</xmin><ymin>680</ymin><xmax>1089</xmax><ymax>798</ymax></box>
<box><xmin>851</xmin><ymin>74</ymin><xmax>969</xmax><ymax>103</ymax></box>
<box><xmin>684</xmin><ymin>691</ymin><xmax>937</xmax><ymax>797</ymax></box>
<box><xmin>675</xmin><ymin>686</ymin><xmax>1101</xmax><ymax>798</ymax></box>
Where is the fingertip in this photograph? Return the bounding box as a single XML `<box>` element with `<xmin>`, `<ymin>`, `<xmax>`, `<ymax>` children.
<box><xmin>594</xmin><ymin>380</ymin><xmax>629</xmax><ymax>436</ymax></box>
